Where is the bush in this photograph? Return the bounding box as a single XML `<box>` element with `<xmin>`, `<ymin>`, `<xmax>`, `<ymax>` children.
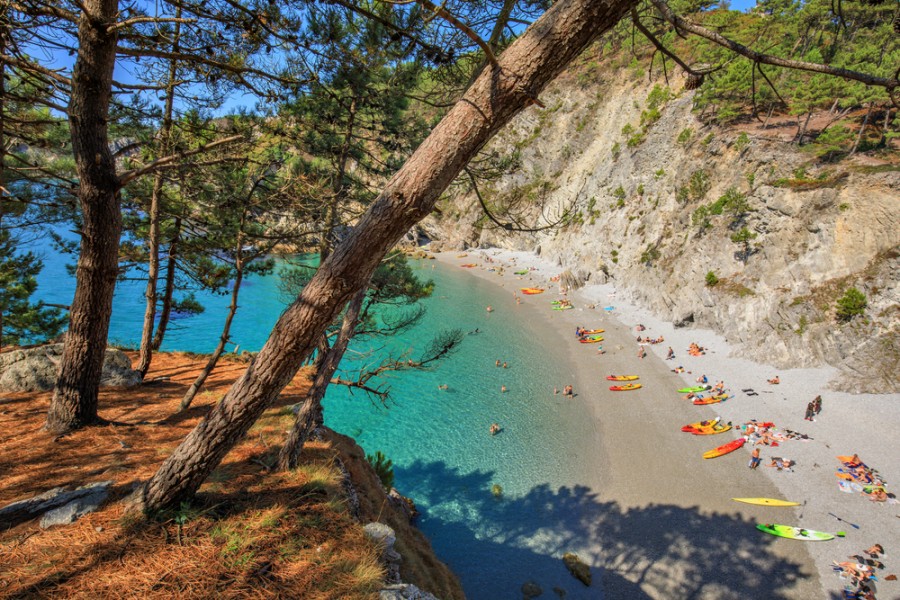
<box><xmin>366</xmin><ymin>450</ymin><xmax>395</xmax><ymax>490</ymax></box>
<box><xmin>689</xmin><ymin>170</ymin><xmax>710</xmax><ymax>201</ymax></box>
<box><xmin>835</xmin><ymin>288</ymin><xmax>867</xmax><ymax>322</ymax></box>
<box><xmin>705</xmin><ymin>271</ymin><xmax>719</xmax><ymax>287</ymax></box>
<box><xmin>733</xmin><ymin>132</ymin><xmax>750</xmax><ymax>152</ymax></box>
<box><xmin>677</xmin><ymin>128</ymin><xmax>693</xmax><ymax>144</ymax></box>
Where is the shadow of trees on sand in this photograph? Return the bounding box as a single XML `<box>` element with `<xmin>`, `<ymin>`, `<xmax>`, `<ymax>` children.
<box><xmin>396</xmin><ymin>459</ymin><xmax>814</xmax><ymax>600</ymax></box>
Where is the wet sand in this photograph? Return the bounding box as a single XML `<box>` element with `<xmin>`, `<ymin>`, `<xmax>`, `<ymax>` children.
<box><xmin>435</xmin><ymin>249</ymin><xmax>899</xmax><ymax>600</ymax></box>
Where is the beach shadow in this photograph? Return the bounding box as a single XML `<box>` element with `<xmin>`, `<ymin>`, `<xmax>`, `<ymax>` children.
<box><xmin>396</xmin><ymin>459</ymin><xmax>812</xmax><ymax>600</ymax></box>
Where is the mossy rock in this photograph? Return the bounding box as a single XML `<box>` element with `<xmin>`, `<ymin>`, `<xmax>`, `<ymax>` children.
<box><xmin>562</xmin><ymin>552</ymin><xmax>591</xmax><ymax>586</ymax></box>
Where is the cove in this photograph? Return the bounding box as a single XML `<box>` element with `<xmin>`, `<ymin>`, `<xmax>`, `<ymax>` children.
<box><xmin>31</xmin><ymin>247</ymin><xmax>604</xmax><ymax>598</ymax></box>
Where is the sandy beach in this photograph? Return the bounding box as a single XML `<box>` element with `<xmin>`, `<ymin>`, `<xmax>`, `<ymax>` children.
<box><xmin>434</xmin><ymin>248</ymin><xmax>900</xmax><ymax>600</ymax></box>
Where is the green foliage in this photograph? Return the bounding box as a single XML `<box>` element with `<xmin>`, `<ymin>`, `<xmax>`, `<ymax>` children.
<box><xmin>796</xmin><ymin>314</ymin><xmax>807</xmax><ymax>335</ymax></box>
<box><xmin>366</xmin><ymin>451</ymin><xmax>395</xmax><ymax>490</ymax></box>
<box><xmin>640</xmin><ymin>245</ymin><xmax>661</xmax><ymax>265</ymax></box>
<box><xmin>677</xmin><ymin>128</ymin><xmax>693</xmax><ymax>144</ymax></box>
<box><xmin>810</xmin><ymin>125</ymin><xmax>853</xmax><ymax>159</ymax></box>
<box><xmin>611</xmin><ymin>249</ymin><xmax>619</xmax><ymax>264</ymax></box>
<box><xmin>646</xmin><ymin>85</ymin><xmax>671</xmax><ymax>111</ymax></box>
<box><xmin>733</xmin><ymin>132</ymin><xmax>750</xmax><ymax>152</ymax></box>
<box><xmin>637</xmin><ymin>184</ymin><xmax>645</xmax><ymax>196</ymax></box>
<box><xmin>0</xmin><ymin>229</ymin><xmax>66</xmax><ymax>346</ymax></box>
<box><xmin>626</xmin><ymin>133</ymin><xmax>645</xmax><ymax>148</ymax></box>
<box><xmin>613</xmin><ymin>185</ymin><xmax>626</xmax><ymax>201</ymax></box>
<box><xmin>654</xmin><ymin>169</ymin><xmax>665</xmax><ymax>179</ymax></box>
<box><xmin>705</xmin><ymin>271</ymin><xmax>719</xmax><ymax>287</ymax></box>
<box><xmin>730</xmin><ymin>227</ymin><xmax>757</xmax><ymax>244</ymax></box>
<box><xmin>835</xmin><ymin>288</ymin><xmax>867</xmax><ymax>322</ymax></box>
<box><xmin>701</xmin><ymin>133</ymin><xmax>715</xmax><ymax>147</ymax></box>
<box><xmin>688</xmin><ymin>170</ymin><xmax>711</xmax><ymax>201</ymax></box>
<box><xmin>621</xmin><ymin>123</ymin><xmax>635</xmax><ymax>136</ymax></box>
<box><xmin>611</xmin><ymin>142</ymin><xmax>621</xmax><ymax>159</ymax></box>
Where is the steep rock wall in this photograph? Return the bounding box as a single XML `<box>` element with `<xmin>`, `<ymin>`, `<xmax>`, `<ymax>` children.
<box><xmin>424</xmin><ymin>64</ymin><xmax>899</xmax><ymax>393</ymax></box>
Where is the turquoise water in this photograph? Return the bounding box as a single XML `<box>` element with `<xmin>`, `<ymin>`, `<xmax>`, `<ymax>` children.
<box><xmin>29</xmin><ymin>244</ymin><xmax>602</xmax><ymax>598</ymax></box>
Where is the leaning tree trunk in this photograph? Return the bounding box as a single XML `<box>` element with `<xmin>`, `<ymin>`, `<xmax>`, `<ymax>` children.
<box><xmin>151</xmin><ymin>217</ymin><xmax>181</xmax><ymax>351</ymax></box>
<box><xmin>46</xmin><ymin>0</ymin><xmax>121</xmax><ymax>434</ymax></box>
<box><xmin>180</xmin><ymin>232</ymin><xmax>247</xmax><ymax>411</ymax></box>
<box><xmin>277</xmin><ymin>287</ymin><xmax>367</xmax><ymax>471</ymax></box>
<box><xmin>141</xmin><ymin>0</ymin><xmax>638</xmax><ymax>512</ymax></box>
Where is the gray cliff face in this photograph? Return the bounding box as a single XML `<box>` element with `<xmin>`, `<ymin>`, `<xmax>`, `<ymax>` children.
<box><xmin>424</xmin><ymin>69</ymin><xmax>899</xmax><ymax>393</ymax></box>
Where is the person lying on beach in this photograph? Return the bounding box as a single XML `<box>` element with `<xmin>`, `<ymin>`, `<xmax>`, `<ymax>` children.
<box><xmin>696</xmin><ymin>374</ymin><xmax>708</xmax><ymax>384</ymax></box>
<box><xmin>767</xmin><ymin>375</ymin><xmax>780</xmax><ymax>384</ymax></box>
<box><xmin>712</xmin><ymin>381</ymin><xmax>725</xmax><ymax>393</ymax></box>
<box><xmin>767</xmin><ymin>457</ymin><xmax>793</xmax><ymax>470</ymax></box>
<box><xmin>865</xmin><ymin>544</ymin><xmax>884</xmax><ymax>558</ymax></box>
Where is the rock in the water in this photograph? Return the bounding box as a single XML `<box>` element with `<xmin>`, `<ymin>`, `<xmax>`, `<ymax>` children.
<box><xmin>0</xmin><ymin>344</ymin><xmax>140</xmax><ymax>392</ymax></box>
<box><xmin>0</xmin><ymin>481</ymin><xmax>113</xmax><ymax>528</ymax></box>
<box><xmin>562</xmin><ymin>552</ymin><xmax>591</xmax><ymax>586</ymax></box>
<box><xmin>521</xmin><ymin>580</ymin><xmax>543</xmax><ymax>598</ymax></box>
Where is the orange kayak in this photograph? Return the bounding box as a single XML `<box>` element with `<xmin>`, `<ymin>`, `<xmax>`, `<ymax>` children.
<box><xmin>460</xmin><ymin>263</ymin><xmax>477</xmax><ymax>268</ymax></box>
<box><xmin>609</xmin><ymin>383</ymin><xmax>642</xmax><ymax>391</ymax></box>
<box><xmin>520</xmin><ymin>288</ymin><xmax>545</xmax><ymax>295</ymax></box>
<box><xmin>693</xmin><ymin>394</ymin><xmax>729</xmax><ymax>405</ymax></box>
<box><xmin>703</xmin><ymin>438</ymin><xmax>745</xmax><ymax>459</ymax></box>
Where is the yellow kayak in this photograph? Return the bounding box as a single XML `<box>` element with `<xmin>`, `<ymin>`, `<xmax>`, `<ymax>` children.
<box><xmin>692</xmin><ymin>422</ymin><xmax>732</xmax><ymax>435</ymax></box>
<box><xmin>732</xmin><ymin>498</ymin><xmax>800</xmax><ymax>507</ymax></box>
<box><xmin>606</xmin><ymin>375</ymin><xmax>639</xmax><ymax>381</ymax></box>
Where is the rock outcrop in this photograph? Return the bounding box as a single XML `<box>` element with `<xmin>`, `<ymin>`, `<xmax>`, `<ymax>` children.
<box><xmin>426</xmin><ymin>61</ymin><xmax>899</xmax><ymax>393</ymax></box>
<box><xmin>0</xmin><ymin>480</ymin><xmax>113</xmax><ymax>529</ymax></box>
<box><xmin>0</xmin><ymin>344</ymin><xmax>141</xmax><ymax>392</ymax></box>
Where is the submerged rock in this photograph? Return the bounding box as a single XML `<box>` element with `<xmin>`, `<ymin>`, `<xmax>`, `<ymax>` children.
<box><xmin>562</xmin><ymin>552</ymin><xmax>591</xmax><ymax>586</ymax></box>
<box><xmin>521</xmin><ymin>580</ymin><xmax>543</xmax><ymax>598</ymax></box>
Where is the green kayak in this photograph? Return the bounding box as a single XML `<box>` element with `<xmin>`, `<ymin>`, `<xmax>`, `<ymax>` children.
<box><xmin>678</xmin><ymin>386</ymin><xmax>708</xmax><ymax>393</ymax></box>
<box><xmin>514</xmin><ymin>270</ymin><xmax>529</xmax><ymax>275</ymax></box>
<box><xmin>756</xmin><ymin>524</ymin><xmax>840</xmax><ymax>541</ymax></box>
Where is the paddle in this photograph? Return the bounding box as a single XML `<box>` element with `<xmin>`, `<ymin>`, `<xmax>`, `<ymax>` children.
<box><xmin>828</xmin><ymin>512</ymin><xmax>860</xmax><ymax>529</ymax></box>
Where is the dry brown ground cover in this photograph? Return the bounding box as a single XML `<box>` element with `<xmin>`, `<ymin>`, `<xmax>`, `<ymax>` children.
<box><xmin>0</xmin><ymin>352</ymin><xmax>462</xmax><ymax>599</ymax></box>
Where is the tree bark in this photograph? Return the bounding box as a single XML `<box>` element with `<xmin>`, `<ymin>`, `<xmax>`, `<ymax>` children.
<box><xmin>141</xmin><ymin>0</ymin><xmax>638</xmax><ymax>512</ymax></box>
<box><xmin>179</xmin><ymin>228</ymin><xmax>246</xmax><ymax>411</ymax></box>
<box><xmin>151</xmin><ymin>217</ymin><xmax>181</xmax><ymax>351</ymax></box>
<box><xmin>46</xmin><ymin>0</ymin><xmax>121</xmax><ymax>434</ymax></box>
<box><xmin>276</xmin><ymin>287</ymin><xmax>366</xmax><ymax>471</ymax></box>
<box><xmin>849</xmin><ymin>102</ymin><xmax>872</xmax><ymax>156</ymax></box>
<box><xmin>137</xmin><ymin>7</ymin><xmax>181</xmax><ymax>378</ymax></box>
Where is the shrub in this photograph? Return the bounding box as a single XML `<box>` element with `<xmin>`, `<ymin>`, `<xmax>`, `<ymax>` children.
<box><xmin>733</xmin><ymin>132</ymin><xmax>750</xmax><ymax>151</ymax></box>
<box><xmin>366</xmin><ymin>450</ymin><xmax>395</xmax><ymax>490</ymax></box>
<box><xmin>730</xmin><ymin>227</ymin><xmax>757</xmax><ymax>244</ymax></box>
<box><xmin>677</xmin><ymin>128</ymin><xmax>693</xmax><ymax>144</ymax></box>
<box><xmin>611</xmin><ymin>142</ymin><xmax>621</xmax><ymax>159</ymax></box>
<box><xmin>613</xmin><ymin>185</ymin><xmax>626</xmax><ymax>201</ymax></box>
<box><xmin>705</xmin><ymin>271</ymin><xmax>719</xmax><ymax>287</ymax></box>
<box><xmin>627</xmin><ymin>133</ymin><xmax>645</xmax><ymax>148</ymax></box>
<box><xmin>689</xmin><ymin>169</ymin><xmax>710</xmax><ymax>201</ymax></box>
<box><xmin>835</xmin><ymin>288</ymin><xmax>867</xmax><ymax>322</ymax></box>
<box><xmin>621</xmin><ymin>123</ymin><xmax>635</xmax><ymax>136</ymax></box>
<box><xmin>654</xmin><ymin>169</ymin><xmax>665</xmax><ymax>179</ymax></box>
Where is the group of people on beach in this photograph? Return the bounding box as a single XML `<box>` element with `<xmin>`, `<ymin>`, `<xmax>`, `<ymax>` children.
<box><xmin>804</xmin><ymin>395</ymin><xmax>822</xmax><ymax>421</ymax></box>
<box><xmin>835</xmin><ymin>543</ymin><xmax>888</xmax><ymax>599</ymax></box>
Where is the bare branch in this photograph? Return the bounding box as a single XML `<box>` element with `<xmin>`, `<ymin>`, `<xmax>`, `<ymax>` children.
<box><xmin>108</xmin><ymin>16</ymin><xmax>197</xmax><ymax>33</ymax></box>
<box><xmin>118</xmin><ymin>135</ymin><xmax>244</xmax><ymax>186</ymax></box>
<box><xmin>416</xmin><ymin>0</ymin><xmax>499</xmax><ymax>69</ymax></box>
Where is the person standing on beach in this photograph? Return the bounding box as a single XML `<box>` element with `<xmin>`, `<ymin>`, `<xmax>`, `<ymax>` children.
<box><xmin>804</xmin><ymin>401</ymin><xmax>816</xmax><ymax>421</ymax></box>
<box><xmin>813</xmin><ymin>395</ymin><xmax>822</xmax><ymax>415</ymax></box>
<box><xmin>666</xmin><ymin>346</ymin><xmax>675</xmax><ymax>360</ymax></box>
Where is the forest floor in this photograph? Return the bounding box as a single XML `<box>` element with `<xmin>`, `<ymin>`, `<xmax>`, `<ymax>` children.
<box><xmin>0</xmin><ymin>353</ymin><xmax>389</xmax><ymax>599</ymax></box>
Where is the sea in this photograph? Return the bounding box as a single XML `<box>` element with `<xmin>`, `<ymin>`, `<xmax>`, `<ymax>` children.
<box><xmin>29</xmin><ymin>243</ymin><xmax>603</xmax><ymax>598</ymax></box>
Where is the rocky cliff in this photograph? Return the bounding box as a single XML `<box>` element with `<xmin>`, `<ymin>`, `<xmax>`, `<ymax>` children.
<box><xmin>423</xmin><ymin>57</ymin><xmax>899</xmax><ymax>393</ymax></box>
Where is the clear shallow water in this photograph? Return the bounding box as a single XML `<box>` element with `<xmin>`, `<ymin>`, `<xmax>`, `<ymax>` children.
<box><xmin>30</xmin><ymin>244</ymin><xmax>602</xmax><ymax>598</ymax></box>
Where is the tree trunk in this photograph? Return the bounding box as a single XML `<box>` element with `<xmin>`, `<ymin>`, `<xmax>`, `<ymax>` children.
<box><xmin>137</xmin><ymin>8</ymin><xmax>181</xmax><ymax>378</ymax></box>
<box><xmin>878</xmin><ymin>107</ymin><xmax>892</xmax><ymax>148</ymax></box>
<box><xmin>46</xmin><ymin>0</ymin><xmax>121</xmax><ymax>434</ymax></box>
<box><xmin>180</xmin><ymin>231</ymin><xmax>246</xmax><ymax>411</ymax></box>
<box><xmin>0</xmin><ymin>15</ymin><xmax>6</xmax><ymax>350</ymax></box>
<box><xmin>795</xmin><ymin>110</ymin><xmax>813</xmax><ymax>146</ymax></box>
<box><xmin>151</xmin><ymin>217</ymin><xmax>181</xmax><ymax>351</ymax></box>
<box><xmin>276</xmin><ymin>287</ymin><xmax>366</xmax><ymax>471</ymax></box>
<box><xmin>762</xmin><ymin>102</ymin><xmax>775</xmax><ymax>129</ymax></box>
<box><xmin>141</xmin><ymin>0</ymin><xmax>638</xmax><ymax>512</ymax></box>
<box><xmin>849</xmin><ymin>102</ymin><xmax>873</xmax><ymax>156</ymax></box>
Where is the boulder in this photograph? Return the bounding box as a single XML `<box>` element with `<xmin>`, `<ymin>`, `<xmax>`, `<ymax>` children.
<box><xmin>40</xmin><ymin>482</ymin><xmax>113</xmax><ymax>529</ymax></box>
<box><xmin>0</xmin><ymin>480</ymin><xmax>113</xmax><ymax>529</ymax></box>
<box><xmin>562</xmin><ymin>552</ymin><xmax>591</xmax><ymax>586</ymax></box>
<box><xmin>0</xmin><ymin>344</ymin><xmax>141</xmax><ymax>392</ymax></box>
<box><xmin>521</xmin><ymin>580</ymin><xmax>543</xmax><ymax>598</ymax></box>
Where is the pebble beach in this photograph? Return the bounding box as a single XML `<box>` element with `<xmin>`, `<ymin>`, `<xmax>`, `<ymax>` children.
<box><xmin>435</xmin><ymin>248</ymin><xmax>900</xmax><ymax>600</ymax></box>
